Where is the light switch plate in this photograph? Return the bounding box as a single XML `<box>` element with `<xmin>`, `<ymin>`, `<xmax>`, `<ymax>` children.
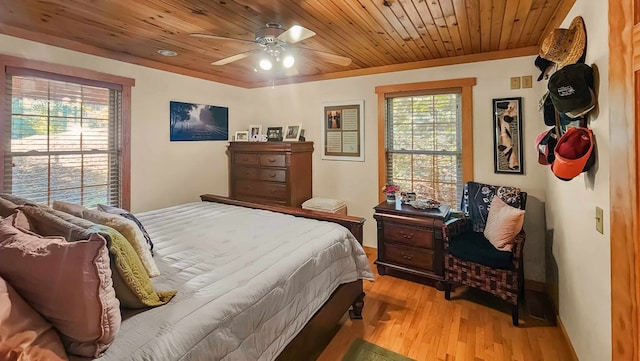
<box><xmin>522</xmin><ymin>75</ymin><xmax>533</xmax><ymax>88</ymax></box>
<box><xmin>595</xmin><ymin>206</ymin><xmax>604</xmax><ymax>234</ymax></box>
<box><xmin>510</xmin><ymin>77</ymin><xmax>521</xmax><ymax>89</ymax></box>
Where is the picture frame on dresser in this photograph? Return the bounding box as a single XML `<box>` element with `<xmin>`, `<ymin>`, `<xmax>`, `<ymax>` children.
<box><xmin>283</xmin><ymin>124</ymin><xmax>302</xmax><ymax>141</ymax></box>
<box><xmin>235</xmin><ymin>130</ymin><xmax>249</xmax><ymax>141</ymax></box>
<box><xmin>267</xmin><ymin>127</ymin><xmax>283</xmax><ymax>142</ymax></box>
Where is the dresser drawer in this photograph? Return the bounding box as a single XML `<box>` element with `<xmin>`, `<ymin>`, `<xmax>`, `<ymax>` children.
<box><xmin>235</xmin><ymin>153</ymin><xmax>259</xmax><ymax>166</ymax></box>
<box><xmin>383</xmin><ymin>223</ymin><xmax>434</xmax><ymax>249</ymax></box>
<box><xmin>235</xmin><ymin>180</ymin><xmax>287</xmax><ymax>199</ymax></box>
<box><xmin>258</xmin><ymin>168</ymin><xmax>286</xmax><ymax>182</ymax></box>
<box><xmin>384</xmin><ymin>243</ymin><xmax>433</xmax><ymax>271</ymax></box>
<box><xmin>259</xmin><ymin>154</ymin><xmax>286</xmax><ymax>167</ymax></box>
<box><xmin>236</xmin><ymin>194</ymin><xmax>288</xmax><ymax>206</ymax></box>
<box><xmin>235</xmin><ymin>166</ymin><xmax>259</xmax><ymax>180</ymax></box>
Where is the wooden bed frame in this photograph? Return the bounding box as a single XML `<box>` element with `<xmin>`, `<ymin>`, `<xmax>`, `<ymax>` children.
<box><xmin>200</xmin><ymin>194</ymin><xmax>366</xmax><ymax>361</ymax></box>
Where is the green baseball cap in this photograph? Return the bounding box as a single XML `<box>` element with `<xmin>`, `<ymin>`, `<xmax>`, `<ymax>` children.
<box><xmin>547</xmin><ymin>63</ymin><xmax>595</xmax><ymax>114</ymax></box>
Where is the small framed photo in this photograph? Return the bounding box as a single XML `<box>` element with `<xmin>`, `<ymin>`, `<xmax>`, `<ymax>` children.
<box><xmin>234</xmin><ymin>130</ymin><xmax>249</xmax><ymax>142</ymax></box>
<box><xmin>284</xmin><ymin>124</ymin><xmax>302</xmax><ymax>141</ymax></box>
<box><xmin>249</xmin><ymin>125</ymin><xmax>262</xmax><ymax>140</ymax></box>
<box><xmin>266</xmin><ymin>127</ymin><xmax>283</xmax><ymax>142</ymax></box>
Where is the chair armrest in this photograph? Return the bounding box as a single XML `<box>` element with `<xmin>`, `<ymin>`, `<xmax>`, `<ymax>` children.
<box><xmin>442</xmin><ymin>216</ymin><xmax>469</xmax><ymax>249</ymax></box>
<box><xmin>511</xmin><ymin>229</ymin><xmax>526</xmax><ymax>269</ymax></box>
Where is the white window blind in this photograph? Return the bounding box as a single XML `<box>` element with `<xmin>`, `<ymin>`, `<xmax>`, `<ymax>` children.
<box><xmin>3</xmin><ymin>68</ymin><xmax>123</xmax><ymax>207</ymax></box>
<box><xmin>385</xmin><ymin>91</ymin><xmax>463</xmax><ymax>208</ymax></box>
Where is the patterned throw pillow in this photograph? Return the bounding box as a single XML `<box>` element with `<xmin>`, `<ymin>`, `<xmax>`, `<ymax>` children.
<box><xmin>461</xmin><ymin>182</ymin><xmax>522</xmax><ymax>232</ymax></box>
<box><xmin>97</xmin><ymin>204</ymin><xmax>154</xmax><ymax>255</ymax></box>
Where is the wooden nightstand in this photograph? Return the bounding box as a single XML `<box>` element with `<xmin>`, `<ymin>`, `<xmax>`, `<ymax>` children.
<box><xmin>373</xmin><ymin>200</ymin><xmax>451</xmax><ymax>289</ymax></box>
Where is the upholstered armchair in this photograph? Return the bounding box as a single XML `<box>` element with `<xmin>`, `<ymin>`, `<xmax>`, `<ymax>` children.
<box><xmin>443</xmin><ymin>181</ymin><xmax>527</xmax><ymax>326</ymax></box>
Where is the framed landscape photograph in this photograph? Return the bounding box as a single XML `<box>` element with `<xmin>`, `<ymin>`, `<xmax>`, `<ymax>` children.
<box><xmin>170</xmin><ymin>101</ymin><xmax>228</xmax><ymax>141</ymax></box>
<box><xmin>283</xmin><ymin>124</ymin><xmax>302</xmax><ymax>141</ymax></box>
<box><xmin>266</xmin><ymin>127</ymin><xmax>283</xmax><ymax>142</ymax></box>
<box><xmin>493</xmin><ymin>97</ymin><xmax>524</xmax><ymax>174</ymax></box>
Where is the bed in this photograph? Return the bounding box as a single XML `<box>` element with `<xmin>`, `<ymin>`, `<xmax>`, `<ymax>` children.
<box><xmin>66</xmin><ymin>195</ymin><xmax>374</xmax><ymax>361</ymax></box>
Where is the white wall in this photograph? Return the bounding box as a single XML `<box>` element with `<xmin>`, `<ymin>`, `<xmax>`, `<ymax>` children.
<box><xmin>542</xmin><ymin>2</ymin><xmax>612</xmax><ymax>361</ymax></box>
<box><xmin>249</xmin><ymin>57</ymin><xmax>549</xmax><ymax>281</ymax></box>
<box><xmin>1</xmin><ymin>35</ymin><xmax>552</xmax><ymax>283</ymax></box>
<box><xmin>0</xmin><ymin>34</ymin><xmax>250</xmax><ymax>212</ymax></box>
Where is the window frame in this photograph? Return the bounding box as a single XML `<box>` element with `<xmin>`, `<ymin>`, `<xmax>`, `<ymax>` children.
<box><xmin>0</xmin><ymin>55</ymin><xmax>134</xmax><ymax>209</ymax></box>
<box><xmin>375</xmin><ymin>78</ymin><xmax>476</xmax><ymax>204</ymax></box>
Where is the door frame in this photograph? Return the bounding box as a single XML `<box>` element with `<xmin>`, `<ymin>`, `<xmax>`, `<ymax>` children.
<box><xmin>609</xmin><ymin>1</ymin><xmax>640</xmax><ymax>360</ymax></box>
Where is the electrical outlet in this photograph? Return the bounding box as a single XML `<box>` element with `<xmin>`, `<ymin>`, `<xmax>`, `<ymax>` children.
<box><xmin>510</xmin><ymin>77</ymin><xmax>521</xmax><ymax>89</ymax></box>
<box><xmin>522</xmin><ymin>75</ymin><xmax>533</xmax><ymax>88</ymax></box>
<box><xmin>595</xmin><ymin>206</ymin><xmax>604</xmax><ymax>234</ymax></box>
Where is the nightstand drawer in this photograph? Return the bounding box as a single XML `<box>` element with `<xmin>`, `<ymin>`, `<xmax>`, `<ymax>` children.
<box><xmin>258</xmin><ymin>168</ymin><xmax>286</xmax><ymax>182</ymax></box>
<box><xmin>384</xmin><ymin>243</ymin><xmax>433</xmax><ymax>271</ymax></box>
<box><xmin>236</xmin><ymin>180</ymin><xmax>287</xmax><ymax>199</ymax></box>
<box><xmin>235</xmin><ymin>153</ymin><xmax>259</xmax><ymax>166</ymax></box>
<box><xmin>259</xmin><ymin>154</ymin><xmax>286</xmax><ymax>167</ymax></box>
<box><xmin>383</xmin><ymin>223</ymin><xmax>433</xmax><ymax>249</ymax></box>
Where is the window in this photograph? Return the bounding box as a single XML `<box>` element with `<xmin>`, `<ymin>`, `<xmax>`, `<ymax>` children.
<box><xmin>1</xmin><ymin>56</ymin><xmax>133</xmax><ymax>208</ymax></box>
<box><xmin>376</xmin><ymin>78</ymin><xmax>476</xmax><ymax>209</ymax></box>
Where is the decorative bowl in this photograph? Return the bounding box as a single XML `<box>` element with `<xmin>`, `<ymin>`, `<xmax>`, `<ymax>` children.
<box><xmin>409</xmin><ymin>199</ymin><xmax>441</xmax><ymax>210</ymax></box>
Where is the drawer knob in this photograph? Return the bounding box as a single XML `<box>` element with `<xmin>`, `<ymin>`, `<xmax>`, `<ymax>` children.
<box><xmin>401</xmin><ymin>253</ymin><xmax>413</xmax><ymax>260</ymax></box>
<box><xmin>267</xmin><ymin>157</ymin><xmax>276</xmax><ymax>163</ymax></box>
<box><xmin>400</xmin><ymin>231</ymin><xmax>414</xmax><ymax>239</ymax></box>
<box><xmin>269</xmin><ymin>172</ymin><xmax>276</xmax><ymax>178</ymax></box>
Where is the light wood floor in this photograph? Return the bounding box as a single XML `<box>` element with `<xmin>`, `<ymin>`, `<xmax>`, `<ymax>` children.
<box><xmin>317</xmin><ymin>247</ymin><xmax>576</xmax><ymax>361</ymax></box>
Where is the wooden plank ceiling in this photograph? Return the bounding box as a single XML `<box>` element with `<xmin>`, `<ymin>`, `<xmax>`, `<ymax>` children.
<box><xmin>0</xmin><ymin>0</ymin><xmax>574</xmax><ymax>88</ymax></box>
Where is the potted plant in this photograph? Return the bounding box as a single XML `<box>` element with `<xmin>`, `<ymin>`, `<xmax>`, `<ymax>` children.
<box><xmin>382</xmin><ymin>184</ymin><xmax>400</xmax><ymax>203</ymax></box>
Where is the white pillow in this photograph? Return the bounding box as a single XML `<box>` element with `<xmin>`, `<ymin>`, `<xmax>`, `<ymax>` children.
<box><xmin>483</xmin><ymin>196</ymin><xmax>525</xmax><ymax>251</ymax></box>
<box><xmin>82</xmin><ymin>209</ymin><xmax>160</xmax><ymax>277</ymax></box>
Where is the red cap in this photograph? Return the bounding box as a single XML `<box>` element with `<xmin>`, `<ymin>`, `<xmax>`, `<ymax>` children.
<box><xmin>551</xmin><ymin>127</ymin><xmax>594</xmax><ymax>180</ymax></box>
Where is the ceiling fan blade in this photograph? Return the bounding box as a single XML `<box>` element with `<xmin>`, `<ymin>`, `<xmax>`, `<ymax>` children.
<box><xmin>299</xmin><ymin>48</ymin><xmax>352</xmax><ymax>66</ymax></box>
<box><xmin>190</xmin><ymin>33</ymin><xmax>256</xmax><ymax>45</ymax></box>
<box><xmin>211</xmin><ymin>50</ymin><xmax>261</xmax><ymax>66</ymax></box>
<box><xmin>277</xmin><ymin>25</ymin><xmax>316</xmax><ymax>44</ymax></box>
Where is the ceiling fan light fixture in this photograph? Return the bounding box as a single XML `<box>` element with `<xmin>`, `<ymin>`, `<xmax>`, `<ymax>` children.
<box><xmin>282</xmin><ymin>54</ymin><xmax>295</xmax><ymax>68</ymax></box>
<box><xmin>259</xmin><ymin>58</ymin><xmax>273</xmax><ymax>70</ymax></box>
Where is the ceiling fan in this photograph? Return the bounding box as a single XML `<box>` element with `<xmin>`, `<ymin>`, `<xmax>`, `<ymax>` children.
<box><xmin>191</xmin><ymin>22</ymin><xmax>352</xmax><ymax>73</ymax></box>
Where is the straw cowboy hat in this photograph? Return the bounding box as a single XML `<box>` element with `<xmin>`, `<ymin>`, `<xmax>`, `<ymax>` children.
<box><xmin>539</xmin><ymin>16</ymin><xmax>586</xmax><ymax>68</ymax></box>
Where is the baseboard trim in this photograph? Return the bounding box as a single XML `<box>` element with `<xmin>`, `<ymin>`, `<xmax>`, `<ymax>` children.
<box><xmin>524</xmin><ymin>279</ymin><xmax>546</xmax><ymax>292</ymax></box>
<box><xmin>556</xmin><ymin>313</ymin><xmax>580</xmax><ymax>361</ymax></box>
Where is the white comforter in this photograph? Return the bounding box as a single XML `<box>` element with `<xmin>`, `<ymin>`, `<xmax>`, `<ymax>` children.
<box><xmin>76</xmin><ymin>201</ymin><xmax>373</xmax><ymax>361</ymax></box>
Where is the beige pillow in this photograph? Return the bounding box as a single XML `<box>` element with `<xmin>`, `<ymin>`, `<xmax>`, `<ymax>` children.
<box><xmin>19</xmin><ymin>205</ymin><xmax>94</xmax><ymax>242</ymax></box>
<box><xmin>0</xmin><ymin>216</ymin><xmax>121</xmax><ymax>357</ymax></box>
<box><xmin>83</xmin><ymin>209</ymin><xmax>160</xmax><ymax>277</ymax></box>
<box><xmin>0</xmin><ymin>276</ymin><xmax>69</xmax><ymax>361</ymax></box>
<box><xmin>52</xmin><ymin>200</ymin><xmax>87</xmax><ymax>217</ymax></box>
<box><xmin>483</xmin><ymin>196</ymin><xmax>525</xmax><ymax>251</ymax></box>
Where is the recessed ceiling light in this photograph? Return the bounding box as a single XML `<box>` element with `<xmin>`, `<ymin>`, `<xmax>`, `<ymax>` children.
<box><xmin>157</xmin><ymin>49</ymin><xmax>178</xmax><ymax>57</ymax></box>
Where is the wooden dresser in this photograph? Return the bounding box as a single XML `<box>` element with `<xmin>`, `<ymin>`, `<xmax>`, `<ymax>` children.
<box><xmin>373</xmin><ymin>201</ymin><xmax>451</xmax><ymax>288</ymax></box>
<box><xmin>228</xmin><ymin>141</ymin><xmax>313</xmax><ymax>207</ymax></box>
